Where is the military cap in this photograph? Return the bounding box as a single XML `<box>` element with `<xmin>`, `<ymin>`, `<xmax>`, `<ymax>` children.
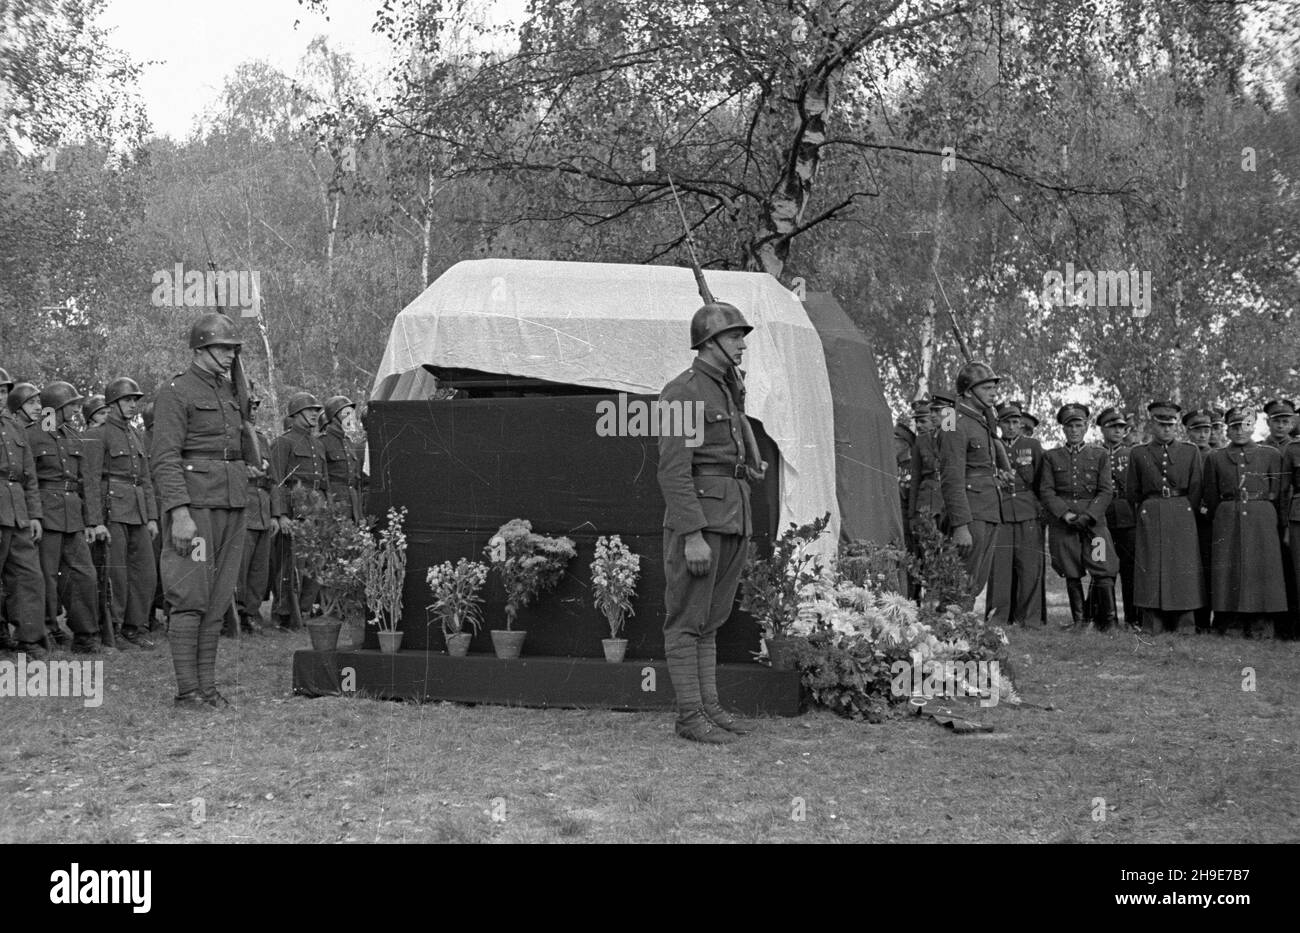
<box><xmin>1096</xmin><ymin>406</ymin><xmax>1127</xmax><ymax>428</ymax></box>
<box><xmin>910</xmin><ymin>398</ymin><xmax>932</xmax><ymax>417</ymax></box>
<box><xmin>1210</xmin><ymin>408</ymin><xmax>1227</xmax><ymax>427</ymax></box>
<box><xmin>1020</xmin><ymin>411</ymin><xmax>1040</xmax><ymax>429</ymax></box>
<box><xmin>1147</xmin><ymin>400</ymin><xmax>1182</xmax><ymax>424</ymax></box>
<box><xmin>1226</xmin><ymin>405</ymin><xmax>1256</xmax><ymax>428</ymax></box>
<box><xmin>996</xmin><ymin>401</ymin><xmax>1023</xmax><ymax>422</ymax></box>
<box><xmin>929</xmin><ymin>391</ymin><xmax>955</xmax><ymax>410</ymax></box>
<box><xmin>1181</xmin><ymin>408</ymin><xmax>1212</xmax><ymax>430</ymax></box>
<box><xmin>1263</xmin><ymin>399</ymin><xmax>1296</xmax><ymax>419</ymax></box>
<box><xmin>1056</xmin><ymin>402</ymin><xmax>1090</xmax><ymax>425</ymax></box>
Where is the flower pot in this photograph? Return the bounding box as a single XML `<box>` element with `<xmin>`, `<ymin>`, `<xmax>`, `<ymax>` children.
<box><xmin>490</xmin><ymin>629</ymin><xmax>527</xmax><ymax>659</ymax></box>
<box><xmin>306</xmin><ymin>618</ymin><xmax>342</xmax><ymax>652</ymax></box>
<box><xmin>601</xmin><ymin>638</ymin><xmax>629</xmax><ymax>663</ymax></box>
<box><xmin>338</xmin><ymin>618</ymin><xmax>366</xmax><ymax>650</ymax></box>
<box><xmin>765</xmin><ymin>635</ymin><xmax>801</xmax><ymax>670</ymax></box>
<box><xmin>377</xmin><ymin>630</ymin><xmax>404</xmax><ymax>654</ymax></box>
<box><xmin>445</xmin><ymin>632</ymin><xmax>472</xmax><ymax>657</ymax></box>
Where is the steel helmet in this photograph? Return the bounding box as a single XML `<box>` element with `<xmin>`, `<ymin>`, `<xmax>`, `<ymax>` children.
<box><xmin>0</xmin><ymin>367</ymin><xmax>12</xmax><ymax>391</ymax></box>
<box><xmin>8</xmin><ymin>382</ymin><xmax>39</xmax><ymax>412</ymax></box>
<box><xmin>104</xmin><ymin>376</ymin><xmax>144</xmax><ymax>407</ymax></box>
<box><xmin>81</xmin><ymin>395</ymin><xmax>107</xmax><ymax>422</ymax></box>
<box><xmin>286</xmin><ymin>392</ymin><xmax>324</xmax><ymax>418</ymax></box>
<box><xmin>41</xmin><ymin>381</ymin><xmax>84</xmax><ymax>410</ymax></box>
<box><xmin>689</xmin><ymin>301</ymin><xmax>752</xmax><ymax>350</ymax></box>
<box><xmin>189</xmin><ymin>312</ymin><xmax>242</xmax><ymax>350</ymax></box>
<box><xmin>955</xmin><ymin>361</ymin><xmax>1001</xmax><ymax>396</ymax></box>
<box><xmin>323</xmin><ymin>395</ymin><xmax>355</xmax><ymax>424</ymax></box>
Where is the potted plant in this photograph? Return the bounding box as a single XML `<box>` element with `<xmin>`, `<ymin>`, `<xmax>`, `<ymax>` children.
<box><xmin>740</xmin><ymin>512</ymin><xmax>831</xmax><ymax>669</ymax></box>
<box><xmin>483</xmin><ymin>518</ymin><xmax>576</xmax><ymax>659</ymax></box>
<box><xmin>590</xmin><ymin>535</ymin><xmax>640</xmax><ymax>662</ymax></box>
<box><xmin>363</xmin><ymin>506</ymin><xmax>408</xmax><ymax>653</ymax></box>
<box><xmin>426</xmin><ymin>558</ymin><xmax>488</xmax><ymax>656</ymax></box>
<box><xmin>286</xmin><ymin>489</ymin><xmax>369</xmax><ymax>651</ymax></box>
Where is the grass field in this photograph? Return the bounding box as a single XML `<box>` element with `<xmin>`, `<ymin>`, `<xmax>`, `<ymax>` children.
<box><xmin>2</xmin><ymin>579</ymin><xmax>1297</xmax><ymax>844</ymax></box>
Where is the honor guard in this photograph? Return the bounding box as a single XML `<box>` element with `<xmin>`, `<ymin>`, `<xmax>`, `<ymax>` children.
<box><xmin>909</xmin><ymin>397</ymin><xmax>946</xmax><ymax>531</ymax></box>
<box><xmin>271</xmin><ymin>392</ymin><xmax>327</xmax><ymax>630</ymax></box>
<box><xmin>658</xmin><ymin>295</ymin><xmax>765</xmax><ymax>744</ymax></box>
<box><xmin>1039</xmin><ymin>403</ymin><xmax>1119</xmax><ymax>630</ymax></box>
<box><xmin>81</xmin><ymin>395</ymin><xmax>108</xmax><ymax>431</ymax></box>
<box><xmin>1126</xmin><ymin>400</ymin><xmax>1204</xmax><ymax>633</ymax></box>
<box><xmin>1262</xmin><ymin>399</ymin><xmax>1296</xmax><ymax>449</ymax></box>
<box><xmin>1096</xmin><ymin>408</ymin><xmax>1138</xmax><ymax>628</ymax></box>
<box><xmin>85</xmin><ymin>377</ymin><xmax>158</xmax><ymax>650</ymax></box>
<box><xmin>151</xmin><ymin>313</ymin><xmax>251</xmax><ymax>707</ymax></box>
<box><xmin>0</xmin><ymin>370</ymin><xmax>49</xmax><ymax>659</ymax></box>
<box><xmin>1203</xmin><ymin>407</ymin><xmax>1286</xmax><ymax>638</ymax></box>
<box><xmin>1182</xmin><ymin>408</ymin><xmax>1216</xmax><ymax>632</ymax></box>
<box><xmin>936</xmin><ymin>361</ymin><xmax>1008</xmax><ymax>607</ymax></box>
<box><xmin>987</xmin><ymin>401</ymin><xmax>1044</xmax><ymax>626</ymax></box>
<box><xmin>894</xmin><ymin>414</ymin><xmax>916</xmax><ymax>549</ymax></box>
<box><xmin>29</xmin><ymin>381</ymin><xmax>108</xmax><ymax>652</ymax></box>
<box><xmin>321</xmin><ymin>395</ymin><xmax>364</xmax><ymax>524</ymax></box>
<box><xmin>229</xmin><ymin>383</ymin><xmax>282</xmax><ymax>637</ymax></box>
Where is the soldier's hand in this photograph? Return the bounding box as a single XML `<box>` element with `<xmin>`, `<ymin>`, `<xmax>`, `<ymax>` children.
<box><xmin>92</xmin><ymin>524</ymin><xmax>110</xmax><ymax>543</ymax></box>
<box><xmin>147</xmin><ymin>520</ymin><xmax>159</xmax><ymax>540</ymax></box>
<box><xmin>29</xmin><ymin>519</ymin><xmax>42</xmax><ymax>542</ymax></box>
<box><xmin>684</xmin><ymin>532</ymin><xmax>713</xmax><ymax>577</ymax></box>
<box><xmin>83</xmin><ymin>527</ymin><xmax>94</xmax><ymax>545</ymax></box>
<box><xmin>1063</xmin><ymin>511</ymin><xmax>1078</xmax><ymax>525</ymax></box>
<box><xmin>746</xmin><ymin>460</ymin><xmax>768</xmax><ymax>483</ymax></box>
<box><xmin>170</xmin><ymin>508</ymin><xmax>198</xmax><ymax>556</ymax></box>
<box><xmin>950</xmin><ymin>524</ymin><xmax>973</xmax><ymax>555</ymax></box>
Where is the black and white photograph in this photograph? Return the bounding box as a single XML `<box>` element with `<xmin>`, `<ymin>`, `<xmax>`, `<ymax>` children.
<box><xmin>1</xmin><ymin>0</ymin><xmax>1297</xmax><ymax>874</ymax></box>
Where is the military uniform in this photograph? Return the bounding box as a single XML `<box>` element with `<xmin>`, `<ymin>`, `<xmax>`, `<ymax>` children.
<box><xmin>909</xmin><ymin>425</ymin><xmax>944</xmax><ymax>529</ymax></box>
<box><xmin>1182</xmin><ymin>409</ymin><xmax>1217</xmax><ymax>632</ymax></box>
<box><xmin>322</xmin><ymin>423</ymin><xmax>364</xmax><ymax>524</ymax></box>
<box><xmin>1264</xmin><ymin>400</ymin><xmax>1297</xmax><ymax>640</ymax></box>
<box><xmin>151</xmin><ymin>337</ymin><xmax>250</xmax><ymax>704</ymax></box>
<box><xmin>1097</xmin><ymin>408</ymin><xmax>1137</xmax><ymax>627</ymax></box>
<box><xmin>236</xmin><ymin>426</ymin><xmax>281</xmax><ymax>631</ymax></box>
<box><xmin>1039</xmin><ymin>404</ymin><xmax>1119</xmax><ymax>629</ymax></box>
<box><xmin>0</xmin><ymin>385</ymin><xmax>46</xmax><ymax>651</ymax></box>
<box><xmin>1126</xmin><ymin>401</ymin><xmax>1204</xmax><ymax>632</ymax></box>
<box><xmin>270</xmin><ymin>406</ymin><xmax>327</xmax><ymax>627</ymax></box>
<box><xmin>987</xmin><ymin>403</ymin><xmax>1044</xmax><ymax>626</ymax></box>
<box><xmin>29</xmin><ymin>402</ymin><xmax>104</xmax><ymax>649</ymax></box>
<box><xmin>937</xmin><ymin>396</ymin><xmax>1006</xmax><ymax>605</ymax></box>
<box><xmin>894</xmin><ymin>419</ymin><xmax>916</xmax><ymax>550</ymax></box>
<box><xmin>1203</xmin><ymin>416</ymin><xmax>1286</xmax><ymax>635</ymax></box>
<box><xmin>85</xmin><ymin>399</ymin><xmax>157</xmax><ymax>646</ymax></box>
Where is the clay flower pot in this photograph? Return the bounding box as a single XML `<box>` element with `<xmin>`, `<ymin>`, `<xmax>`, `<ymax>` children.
<box><xmin>490</xmin><ymin>630</ymin><xmax>527</xmax><ymax>659</ymax></box>
<box><xmin>377</xmin><ymin>630</ymin><xmax>404</xmax><ymax>654</ymax></box>
<box><xmin>445</xmin><ymin>632</ymin><xmax>472</xmax><ymax>657</ymax></box>
<box><xmin>601</xmin><ymin>638</ymin><xmax>629</xmax><ymax>663</ymax></box>
<box><xmin>306</xmin><ymin>617</ymin><xmax>342</xmax><ymax>652</ymax></box>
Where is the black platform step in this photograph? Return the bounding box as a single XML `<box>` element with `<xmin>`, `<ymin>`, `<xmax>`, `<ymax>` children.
<box><xmin>292</xmin><ymin>650</ymin><xmax>803</xmax><ymax>716</ymax></box>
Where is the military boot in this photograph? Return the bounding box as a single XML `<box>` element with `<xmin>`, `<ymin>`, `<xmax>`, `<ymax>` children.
<box><xmin>1063</xmin><ymin>578</ymin><xmax>1087</xmax><ymax>629</ymax></box>
<box><xmin>698</xmin><ymin>634</ymin><xmax>756</xmax><ymax>735</ymax></box>
<box><xmin>1093</xmin><ymin>578</ymin><xmax>1118</xmax><ymax>632</ymax></box>
<box><xmin>667</xmin><ymin>643</ymin><xmax>734</xmax><ymax>745</ymax></box>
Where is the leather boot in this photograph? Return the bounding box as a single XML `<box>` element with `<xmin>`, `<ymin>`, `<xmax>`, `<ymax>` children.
<box><xmin>1063</xmin><ymin>578</ymin><xmax>1086</xmax><ymax>628</ymax></box>
<box><xmin>698</xmin><ymin>634</ymin><xmax>756</xmax><ymax>735</ymax></box>
<box><xmin>667</xmin><ymin>643</ymin><xmax>734</xmax><ymax>745</ymax></box>
<box><xmin>1094</xmin><ymin>578</ymin><xmax>1118</xmax><ymax>631</ymax></box>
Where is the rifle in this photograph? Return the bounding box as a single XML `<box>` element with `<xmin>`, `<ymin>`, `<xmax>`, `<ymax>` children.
<box><xmin>932</xmin><ymin>270</ymin><xmax>972</xmax><ymax>364</ymax></box>
<box><xmin>200</xmin><ymin>227</ymin><xmax>261</xmax><ymax>469</ymax></box>
<box><xmin>94</xmin><ymin>539</ymin><xmax>115</xmax><ymax>650</ymax></box>
<box><xmin>665</xmin><ymin>173</ymin><xmax>766</xmax><ymax>479</ymax></box>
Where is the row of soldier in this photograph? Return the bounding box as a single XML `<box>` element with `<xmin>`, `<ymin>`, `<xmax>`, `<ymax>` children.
<box><xmin>0</xmin><ymin>353</ymin><xmax>366</xmax><ymax>665</ymax></box>
<box><xmin>896</xmin><ymin>362</ymin><xmax>1300</xmax><ymax>640</ymax></box>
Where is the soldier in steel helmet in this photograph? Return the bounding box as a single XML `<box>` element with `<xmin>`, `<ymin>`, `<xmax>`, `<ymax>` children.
<box><xmin>228</xmin><ymin>382</ymin><xmax>283</xmax><ymax>637</ymax></box>
<box><xmin>81</xmin><ymin>395</ymin><xmax>108</xmax><ymax>432</ymax></box>
<box><xmin>1038</xmin><ymin>403</ymin><xmax>1119</xmax><ymax>630</ymax></box>
<box><xmin>321</xmin><ymin>395</ymin><xmax>364</xmax><ymax>524</ymax></box>
<box><xmin>1126</xmin><ymin>400</ymin><xmax>1205</xmax><ymax>634</ymax></box>
<box><xmin>271</xmin><ymin>391</ymin><xmax>327</xmax><ymax>631</ymax></box>
<box><xmin>85</xmin><ymin>377</ymin><xmax>158</xmax><ymax>650</ymax></box>
<box><xmin>0</xmin><ymin>369</ymin><xmax>49</xmax><ymax>660</ymax></box>
<box><xmin>151</xmin><ymin>313</ymin><xmax>251</xmax><ymax>707</ymax></box>
<box><xmin>936</xmin><ymin>361</ymin><xmax>1009</xmax><ymax>607</ymax></box>
<box><xmin>28</xmin><ymin>381</ymin><xmax>109</xmax><ymax>652</ymax></box>
<box><xmin>657</xmin><ymin>295</ymin><xmax>766</xmax><ymax>744</ymax></box>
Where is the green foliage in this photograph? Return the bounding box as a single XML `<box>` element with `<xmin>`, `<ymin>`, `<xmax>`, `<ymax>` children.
<box><xmin>285</xmin><ymin>488</ymin><xmax>368</xmax><ymax>623</ymax></box>
<box><xmin>740</xmin><ymin>513</ymin><xmax>831</xmax><ymax>639</ymax></box>
<box><xmin>484</xmin><ymin>519</ymin><xmax>576</xmax><ymax>630</ymax></box>
<box><xmin>362</xmin><ymin>507</ymin><xmax>408</xmax><ymax>633</ymax></box>
<box><xmin>426</xmin><ymin>558</ymin><xmax>489</xmax><ymax>636</ymax></box>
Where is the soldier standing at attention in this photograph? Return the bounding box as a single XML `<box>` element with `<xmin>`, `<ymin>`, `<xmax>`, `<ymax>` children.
<box><xmin>85</xmin><ymin>378</ymin><xmax>158</xmax><ymax>650</ymax></box>
<box><xmin>937</xmin><ymin>362</ymin><xmax>1008</xmax><ymax>608</ymax></box>
<box><xmin>1126</xmin><ymin>401</ymin><xmax>1204</xmax><ymax>634</ymax></box>
<box><xmin>1039</xmin><ymin>404</ymin><xmax>1119</xmax><ymax>630</ymax></box>
<box><xmin>1096</xmin><ymin>408</ymin><xmax>1137</xmax><ymax>628</ymax></box>
<box><xmin>658</xmin><ymin>295</ymin><xmax>765</xmax><ymax>745</ymax></box>
<box><xmin>894</xmin><ymin>413</ymin><xmax>916</xmax><ymax>554</ymax></box>
<box><xmin>909</xmin><ymin>396</ymin><xmax>946</xmax><ymax>533</ymax></box>
<box><xmin>1209</xmin><ymin>409</ymin><xmax>1228</xmax><ymax>450</ymax></box>
<box><xmin>1262</xmin><ymin>400</ymin><xmax>1295</xmax><ymax>450</ymax></box>
<box><xmin>1277</xmin><ymin>430</ymin><xmax>1300</xmax><ymax>641</ymax></box>
<box><xmin>1182</xmin><ymin>409</ymin><xmax>1216</xmax><ymax>632</ymax></box>
<box><xmin>1014</xmin><ymin>402</ymin><xmax>1048</xmax><ymax>624</ymax></box>
<box><xmin>29</xmin><ymin>382</ymin><xmax>108</xmax><ymax>653</ymax></box>
<box><xmin>987</xmin><ymin>401</ymin><xmax>1043</xmax><ymax>626</ymax></box>
<box><xmin>228</xmin><ymin>385</ymin><xmax>281</xmax><ymax>637</ymax></box>
<box><xmin>0</xmin><ymin>371</ymin><xmax>48</xmax><ymax>660</ymax></box>
<box><xmin>271</xmin><ymin>393</ymin><xmax>327</xmax><ymax>630</ymax></box>
<box><xmin>321</xmin><ymin>395</ymin><xmax>364</xmax><ymax>524</ymax></box>
<box><xmin>81</xmin><ymin>396</ymin><xmax>108</xmax><ymax>431</ymax></box>
<box><xmin>1203</xmin><ymin>406</ymin><xmax>1286</xmax><ymax>639</ymax></box>
<box><xmin>151</xmin><ymin>313</ymin><xmax>251</xmax><ymax>708</ymax></box>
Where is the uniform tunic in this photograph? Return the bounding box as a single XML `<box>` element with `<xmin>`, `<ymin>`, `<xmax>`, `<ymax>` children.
<box><xmin>237</xmin><ymin>427</ymin><xmax>281</xmax><ymax>622</ymax></box>
<box><xmin>1202</xmin><ymin>443</ymin><xmax>1287</xmax><ymax>613</ymax></box>
<box><xmin>908</xmin><ymin>431</ymin><xmax>944</xmax><ymax>527</ymax></box>
<box><xmin>86</xmin><ymin>413</ymin><xmax>158</xmax><ymax>635</ymax></box>
<box><xmin>0</xmin><ymin>412</ymin><xmax>45</xmax><ymax>642</ymax></box>
<box><xmin>1126</xmin><ymin>440</ymin><xmax>1204</xmax><ymax>611</ymax></box>
<box><xmin>1038</xmin><ymin>443</ymin><xmax>1118</xmax><ymax>578</ymax></box>
<box><xmin>323</xmin><ymin>423</ymin><xmax>364</xmax><ymax>523</ymax></box>
<box><xmin>658</xmin><ymin>357</ymin><xmax>752</xmax><ymax>652</ymax></box>
<box><xmin>1101</xmin><ymin>441</ymin><xmax>1137</xmax><ymax>623</ymax></box>
<box><xmin>988</xmin><ymin>434</ymin><xmax>1044</xmax><ymax>623</ymax></box>
<box><xmin>270</xmin><ymin>423</ymin><xmax>327</xmax><ymax>624</ymax></box>
<box><xmin>937</xmin><ymin>400</ymin><xmax>1007</xmax><ymax>600</ymax></box>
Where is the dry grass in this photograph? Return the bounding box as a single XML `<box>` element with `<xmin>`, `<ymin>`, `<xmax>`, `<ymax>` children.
<box><xmin>2</xmin><ymin>579</ymin><xmax>1297</xmax><ymax>843</ymax></box>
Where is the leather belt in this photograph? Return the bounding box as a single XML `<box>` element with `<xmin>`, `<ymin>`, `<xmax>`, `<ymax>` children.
<box><xmin>1148</xmin><ymin>489</ymin><xmax>1187</xmax><ymax>499</ymax></box>
<box><xmin>5</xmin><ymin>473</ymin><xmax>21</xmax><ymax>483</ymax></box>
<box><xmin>1220</xmin><ymin>493</ymin><xmax>1267</xmax><ymax>502</ymax></box>
<box><xmin>252</xmin><ymin>477</ymin><xmax>272</xmax><ymax>490</ymax></box>
<box><xmin>39</xmin><ymin>481</ymin><xmax>79</xmax><ymax>492</ymax></box>
<box><xmin>109</xmin><ymin>476</ymin><xmax>145</xmax><ymax>486</ymax></box>
<box><xmin>692</xmin><ymin>463</ymin><xmax>746</xmax><ymax>479</ymax></box>
<box><xmin>182</xmin><ymin>449</ymin><xmax>240</xmax><ymax>461</ymax></box>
